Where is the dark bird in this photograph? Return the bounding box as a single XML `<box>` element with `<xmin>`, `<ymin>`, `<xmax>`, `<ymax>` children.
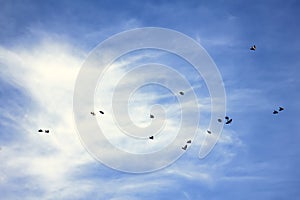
<box><xmin>179</xmin><ymin>91</ymin><xmax>184</xmax><ymax>95</ymax></box>
<box><xmin>225</xmin><ymin>116</ymin><xmax>229</xmax><ymax>120</ymax></box>
<box><xmin>99</xmin><ymin>111</ymin><xmax>104</xmax><ymax>115</ymax></box>
<box><xmin>250</xmin><ymin>45</ymin><xmax>256</xmax><ymax>51</ymax></box>
<box><xmin>279</xmin><ymin>107</ymin><xmax>284</xmax><ymax>111</ymax></box>
<box><xmin>90</xmin><ymin>112</ymin><xmax>95</xmax><ymax>116</ymax></box>
<box><xmin>149</xmin><ymin>136</ymin><xmax>154</xmax><ymax>140</ymax></box>
<box><xmin>182</xmin><ymin>144</ymin><xmax>187</xmax><ymax>150</ymax></box>
<box><xmin>217</xmin><ymin>119</ymin><xmax>222</xmax><ymax>123</ymax></box>
<box><xmin>38</xmin><ymin>129</ymin><xmax>43</xmax><ymax>132</ymax></box>
<box><xmin>187</xmin><ymin>140</ymin><xmax>192</xmax><ymax>144</ymax></box>
<box><xmin>225</xmin><ymin>118</ymin><xmax>233</xmax><ymax>124</ymax></box>
<box><xmin>45</xmin><ymin>130</ymin><xmax>50</xmax><ymax>133</ymax></box>
<box><xmin>207</xmin><ymin>130</ymin><xmax>211</xmax><ymax>134</ymax></box>
<box><xmin>150</xmin><ymin>114</ymin><xmax>154</xmax><ymax>119</ymax></box>
<box><xmin>273</xmin><ymin>110</ymin><xmax>279</xmax><ymax>114</ymax></box>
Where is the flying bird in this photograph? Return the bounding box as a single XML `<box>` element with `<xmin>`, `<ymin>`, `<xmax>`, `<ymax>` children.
<box><xmin>225</xmin><ymin>118</ymin><xmax>233</xmax><ymax>124</ymax></box>
<box><xmin>182</xmin><ymin>145</ymin><xmax>187</xmax><ymax>150</ymax></box>
<box><xmin>217</xmin><ymin>119</ymin><xmax>222</xmax><ymax>123</ymax></box>
<box><xmin>45</xmin><ymin>130</ymin><xmax>50</xmax><ymax>133</ymax></box>
<box><xmin>90</xmin><ymin>112</ymin><xmax>95</xmax><ymax>116</ymax></box>
<box><xmin>149</xmin><ymin>136</ymin><xmax>154</xmax><ymax>140</ymax></box>
<box><xmin>38</xmin><ymin>129</ymin><xmax>43</xmax><ymax>132</ymax></box>
<box><xmin>224</xmin><ymin>116</ymin><xmax>233</xmax><ymax>124</ymax></box>
<box><xmin>273</xmin><ymin>110</ymin><xmax>279</xmax><ymax>114</ymax></box>
<box><xmin>99</xmin><ymin>111</ymin><xmax>104</xmax><ymax>115</ymax></box>
<box><xmin>186</xmin><ymin>140</ymin><xmax>192</xmax><ymax>144</ymax></box>
<box><xmin>150</xmin><ymin>114</ymin><xmax>154</xmax><ymax>119</ymax></box>
<box><xmin>250</xmin><ymin>45</ymin><xmax>256</xmax><ymax>51</ymax></box>
<box><xmin>207</xmin><ymin>130</ymin><xmax>211</xmax><ymax>134</ymax></box>
<box><xmin>179</xmin><ymin>91</ymin><xmax>184</xmax><ymax>95</ymax></box>
<box><xmin>279</xmin><ymin>107</ymin><xmax>284</xmax><ymax>111</ymax></box>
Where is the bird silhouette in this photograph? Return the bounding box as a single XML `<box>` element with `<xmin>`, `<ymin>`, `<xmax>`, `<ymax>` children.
<box><xmin>225</xmin><ymin>118</ymin><xmax>233</xmax><ymax>124</ymax></box>
<box><xmin>250</xmin><ymin>45</ymin><xmax>256</xmax><ymax>51</ymax></box>
<box><xmin>179</xmin><ymin>91</ymin><xmax>184</xmax><ymax>95</ymax></box>
<box><xmin>182</xmin><ymin>144</ymin><xmax>187</xmax><ymax>150</ymax></box>
<box><xmin>207</xmin><ymin>130</ymin><xmax>212</xmax><ymax>134</ymax></box>
<box><xmin>45</xmin><ymin>130</ymin><xmax>50</xmax><ymax>133</ymax></box>
<box><xmin>218</xmin><ymin>119</ymin><xmax>222</xmax><ymax>123</ymax></box>
<box><xmin>150</xmin><ymin>114</ymin><xmax>154</xmax><ymax>119</ymax></box>
<box><xmin>224</xmin><ymin>116</ymin><xmax>233</xmax><ymax>124</ymax></box>
<box><xmin>279</xmin><ymin>107</ymin><xmax>284</xmax><ymax>111</ymax></box>
<box><xmin>149</xmin><ymin>136</ymin><xmax>154</xmax><ymax>140</ymax></box>
<box><xmin>38</xmin><ymin>129</ymin><xmax>43</xmax><ymax>132</ymax></box>
<box><xmin>90</xmin><ymin>112</ymin><xmax>95</xmax><ymax>116</ymax></box>
<box><xmin>273</xmin><ymin>110</ymin><xmax>279</xmax><ymax>114</ymax></box>
<box><xmin>186</xmin><ymin>140</ymin><xmax>192</xmax><ymax>144</ymax></box>
<box><xmin>99</xmin><ymin>111</ymin><xmax>104</xmax><ymax>115</ymax></box>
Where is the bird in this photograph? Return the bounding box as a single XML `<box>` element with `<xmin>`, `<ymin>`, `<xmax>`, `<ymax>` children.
<box><xmin>279</xmin><ymin>107</ymin><xmax>284</xmax><ymax>111</ymax></box>
<box><xmin>182</xmin><ymin>144</ymin><xmax>187</xmax><ymax>150</ymax></box>
<box><xmin>90</xmin><ymin>112</ymin><xmax>95</xmax><ymax>116</ymax></box>
<box><xmin>225</xmin><ymin>118</ymin><xmax>233</xmax><ymax>124</ymax></box>
<box><xmin>273</xmin><ymin>110</ymin><xmax>279</xmax><ymax>114</ymax></box>
<box><xmin>179</xmin><ymin>91</ymin><xmax>184</xmax><ymax>95</ymax></box>
<box><xmin>207</xmin><ymin>130</ymin><xmax>211</xmax><ymax>134</ymax></box>
<box><xmin>186</xmin><ymin>140</ymin><xmax>192</xmax><ymax>144</ymax></box>
<box><xmin>149</xmin><ymin>136</ymin><xmax>154</xmax><ymax>140</ymax></box>
<box><xmin>250</xmin><ymin>45</ymin><xmax>256</xmax><ymax>51</ymax></box>
<box><xmin>45</xmin><ymin>130</ymin><xmax>50</xmax><ymax>133</ymax></box>
<box><xmin>224</xmin><ymin>116</ymin><xmax>233</xmax><ymax>124</ymax></box>
<box><xmin>99</xmin><ymin>111</ymin><xmax>104</xmax><ymax>115</ymax></box>
<box><xmin>217</xmin><ymin>119</ymin><xmax>222</xmax><ymax>123</ymax></box>
<box><xmin>38</xmin><ymin>129</ymin><xmax>43</xmax><ymax>132</ymax></box>
<box><xmin>150</xmin><ymin>114</ymin><xmax>154</xmax><ymax>119</ymax></box>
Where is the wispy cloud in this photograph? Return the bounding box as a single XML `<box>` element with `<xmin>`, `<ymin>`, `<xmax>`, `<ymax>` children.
<box><xmin>0</xmin><ymin>32</ymin><xmax>242</xmax><ymax>199</ymax></box>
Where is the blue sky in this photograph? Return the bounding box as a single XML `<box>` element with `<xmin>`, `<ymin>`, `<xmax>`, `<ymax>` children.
<box><xmin>1</xmin><ymin>0</ymin><xmax>300</xmax><ymax>199</ymax></box>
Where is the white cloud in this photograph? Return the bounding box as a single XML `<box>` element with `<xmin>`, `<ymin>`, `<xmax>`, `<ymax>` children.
<box><xmin>0</xmin><ymin>38</ymin><xmax>96</xmax><ymax>198</ymax></box>
<box><xmin>0</xmin><ymin>33</ymin><xmax>243</xmax><ymax>199</ymax></box>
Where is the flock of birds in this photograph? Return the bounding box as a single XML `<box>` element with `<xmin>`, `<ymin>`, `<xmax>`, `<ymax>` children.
<box><xmin>91</xmin><ymin>110</ymin><xmax>105</xmax><ymax>116</ymax></box>
<box><xmin>36</xmin><ymin>45</ymin><xmax>285</xmax><ymax>152</ymax></box>
<box><xmin>273</xmin><ymin>106</ymin><xmax>284</xmax><ymax>114</ymax></box>
<box><xmin>38</xmin><ymin>129</ymin><xmax>50</xmax><ymax>133</ymax></box>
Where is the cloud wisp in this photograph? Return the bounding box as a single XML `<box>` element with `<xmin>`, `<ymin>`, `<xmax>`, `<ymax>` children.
<box><xmin>0</xmin><ymin>32</ymin><xmax>243</xmax><ymax>199</ymax></box>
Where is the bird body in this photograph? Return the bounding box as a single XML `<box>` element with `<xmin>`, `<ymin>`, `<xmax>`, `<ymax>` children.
<box><xmin>225</xmin><ymin>118</ymin><xmax>233</xmax><ymax>124</ymax></box>
<box><xmin>279</xmin><ymin>107</ymin><xmax>284</xmax><ymax>111</ymax></box>
<box><xmin>250</xmin><ymin>45</ymin><xmax>256</xmax><ymax>51</ymax></box>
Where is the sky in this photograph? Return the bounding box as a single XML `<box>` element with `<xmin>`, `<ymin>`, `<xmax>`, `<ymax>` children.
<box><xmin>1</xmin><ymin>0</ymin><xmax>300</xmax><ymax>199</ymax></box>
